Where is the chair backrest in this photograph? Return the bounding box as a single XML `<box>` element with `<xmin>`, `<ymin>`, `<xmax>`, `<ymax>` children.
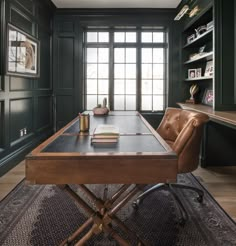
<box><xmin>157</xmin><ymin>107</ymin><xmax>209</xmax><ymax>173</ymax></box>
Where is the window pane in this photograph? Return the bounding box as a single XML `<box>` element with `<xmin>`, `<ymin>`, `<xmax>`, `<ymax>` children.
<box><xmin>141</xmin><ymin>32</ymin><xmax>152</xmax><ymax>43</ymax></box>
<box><xmin>153</xmin><ymin>64</ymin><xmax>164</xmax><ymax>79</ymax></box>
<box><xmin>87</xmin><ymin>32</ymin><xmax>97</xmax><ymax>42</ymax></box>
<box><xmin>114</xmin><ymin>64</ymin><xmax>125</xmax><ymax>78</ymax></box>
<box><xmin>87</xmin><ymin>48</ymin><xmax>97</xmax><ymax>62</ymax></box>
<box><xmin>87</xmin><ymin>95</ymin><xmax>97</xmax><ymax>109</ymax></box>
<box><xmin>126</xmin><ymin>64</ymin><xmax>136</xmax><ymax>78</ymax></box>
<box><xmin>98</xmin><ymin>48</ymin><xmax>109</xmax><ymax>63</ymax></box>
<box><xmin>142</xmin><ymin>80</ymin><xmax>152</xmax><ymax>94</ymax></box>
<box><xmin>153</xmin><ymin>95</ymin><xmax>164</xmax><ymax>110</ymax></box>
<box><xmin>126</xmin><ymin>80</ymin><xmax>136</xmax><ymax>94</ymax></box>
<box><xmin>126</xmin><ymin>48</ymin><xmax>136</xmax><ymax>63</ymax></box>
<box><xmin>153</xmin><ymin>32</ymin><xmax>164</xmax><ymax>43</ymax></box>
<box><xmin>142</xmin><ymin>96</ymin><xmax>152</xmax><ymax>110</ymax></box>
<box><xmin>114</xmin><ymin>80</ymin><xmax>125</xmax><ymax>94</ymax></box>
<box><xmin>114</xmin><ymin>32</ymin><xmax>125</xmax><ymax>42</ymax></box>
<box><xmin>114</xmin><ymin>95</ymin><xmax>125</xmax><ymax>110</ymax></box>
<box><xmin>87</xmin><ymin>64</ymin><xmax>97</xmax><ymax>78</ymax></box>
<box><xmin>98</xmin><ymin>80</ymin><xmax>109</xmax><ymax>94</ymax></box>
<box><xmin>98</xmin><ymin>32</ymin><xmax>109</xmax><ymax>42</ymax></box>
<box><xmin>126</xmin><ymin>96</ymin><xmax>136</xmax><ymax>110</ymax></box>
<box><xmin>142</xmin><ymin>48</ymin><xmax>152</xmax><ymax>63</ymax></box>
<box><xmin>153</xmin><ymin>48</ymin><xmax>164</xmax><ymax>63</ymax></box>
<box><xmin>126</xmin><ymin>32</ymin><xmax>136</xmax><ymax>42</ymax></box>
<box><xmin>153</xmin><ymin>80</ymin><xmax>163</xmax><ymax>94</ymax></box>
<box><xmin>114</xmin><ymin>48</ymin><xmax>125</xmax><ymax>63</ymax></box>
<box><xmin>98</xmin><ymin>64</ymin><xmax>109</xmax><ymax>78</ymax></box>
<box><xmin>142</xmin><ymin>64</ymin><xmax>152</xmax><ymax>79</ymax></box>
<box><xmin>87</xmin><ymin>79</ymin><xmax>97</xmax><ymax>94</ymax></box>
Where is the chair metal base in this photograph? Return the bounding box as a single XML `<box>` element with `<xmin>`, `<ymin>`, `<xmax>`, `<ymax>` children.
<box><xmin>132</xmin><ymin>182</ymin><xmax>204</xmax><ymax>225</ymax></box>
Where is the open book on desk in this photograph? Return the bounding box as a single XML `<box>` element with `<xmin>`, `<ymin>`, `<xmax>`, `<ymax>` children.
<box><xmin>92</xmin><ymin>124</ymin><xmax>119</xmax><ymax>143</ymax></box>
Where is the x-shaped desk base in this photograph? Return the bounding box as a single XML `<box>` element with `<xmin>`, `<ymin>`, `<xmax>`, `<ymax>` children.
<box><xmin>58</xmin><ymin>184</ymin><xmax>147</xmax><ymax>246</ymax></box>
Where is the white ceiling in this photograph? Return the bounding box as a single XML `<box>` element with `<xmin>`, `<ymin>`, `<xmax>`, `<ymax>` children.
<box><xmin>51</xmin><ymin>0</ymin><xmax>181</xmax><ymax>9</ymax></box>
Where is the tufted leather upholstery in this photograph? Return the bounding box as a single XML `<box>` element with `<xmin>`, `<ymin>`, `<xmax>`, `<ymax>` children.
<box><xmin>157</xmin><ymin>107</ymin><xmax>209</xmax><ymax>174</ymax></box>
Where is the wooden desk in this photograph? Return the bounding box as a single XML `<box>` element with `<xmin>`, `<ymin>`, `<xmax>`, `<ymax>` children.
<box><xmin>177</xmin><ymin>103</ymin><xmax>236</xmax><ymax>129</ymax></box>
<box><xmin>25</xmin><ymin>112</ymin><xmax>177</xmax><ymax>245</ymax></box>
<box><xmin>26</xmin><ymin>112</ymin><xmax>177</xmax><ymax>185</ymax></box>
<box><xmin>178</xmin><ymin>103</ymin><xmax>236</xmax><ymax>167</ymax></box>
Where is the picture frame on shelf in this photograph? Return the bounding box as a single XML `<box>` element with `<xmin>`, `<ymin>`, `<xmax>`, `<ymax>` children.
<box><xmin>204</xmin><ymin>61</ymin><xmax>213</xmax><ymax>77</ymax></box>
<box><xmin>6</xmin><ymin>23</ymin><xmax>40</xmax><ymax>77</ymax></box>
<box><xmin>187</xmin><ymin>34</ymin><xmax>195</xmax><ymax>44</ymax></box>
<box><xmin>196</xmin><ymin>68</ymin><xmax>202</xmax><ymax>77</ymax></box>
<box><xmin>202</xmin><ymin>89</ymin><xmax>213</xmax><ymax>106</ymax></box>
<box><xmin>188</xmin><ymin>69</ymin><xmax>196</xmax><ymax>79</ymax></box>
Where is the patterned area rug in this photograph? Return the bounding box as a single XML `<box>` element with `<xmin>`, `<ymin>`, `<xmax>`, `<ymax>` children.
<box><xmin>0</xmin><ymin>173</ymin><xmax>236</xmax><ymax>246</ymax></box>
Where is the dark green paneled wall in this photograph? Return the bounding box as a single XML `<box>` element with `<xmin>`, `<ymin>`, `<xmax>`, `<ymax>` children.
<box><xmin>214</xmin><ymin>0</ymin><xmax>236</xmax><ymax>110</ymax></box>
<box><xmin>0</xmin><ymin>0</ymin><xmax>55</xmax><ymax>176</ymax></box>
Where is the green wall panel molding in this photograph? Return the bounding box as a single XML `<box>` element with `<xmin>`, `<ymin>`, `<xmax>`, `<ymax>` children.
<box><xmin>0</xmin><ymin>0</ymin><xmax>54</xmax><ymax>175</ymax></box>
<box><xmin>214</xmin><ymin>0</ymin><xmax>236</xmax><ymax>110</ymax></box>
<box><xmin>0</xmin><ymin>128</ymin><xmax>53</xmax><ymax>177</ymax></box>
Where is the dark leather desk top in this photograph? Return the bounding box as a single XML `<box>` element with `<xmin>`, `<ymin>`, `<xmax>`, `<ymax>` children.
<box><xmin>43</xmin><ymin>135</ymin><xmax>165</xmax><ymax>153</ymax></box>
<box><xmin>63</xmin><ymin>115</ymin><xmax>151</xmax><ymax>134</ymax></box>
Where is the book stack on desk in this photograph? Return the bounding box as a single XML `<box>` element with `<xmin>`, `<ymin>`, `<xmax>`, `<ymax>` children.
<box><xmin>91</xmin><ymin>124</ymin><xmax>119</xmax><ymax>144</ymax></box>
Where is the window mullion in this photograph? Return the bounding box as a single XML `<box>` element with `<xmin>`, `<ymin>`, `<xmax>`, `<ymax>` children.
<box><xmin>109</xmin><ymin>31</ymin><xmax>114</xmax><ymax>110</ymax></box>
<box><xmin>137</xmin><ymin>30</ymin><xmax>142</xmax><ymax>111</ymax></box>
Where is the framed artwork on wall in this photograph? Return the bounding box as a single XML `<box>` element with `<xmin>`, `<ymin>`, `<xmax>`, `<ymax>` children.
<box><xmin>6</xmin><ymin>24</ymin><xmax>40</xmax><ymax>77</ymax></box>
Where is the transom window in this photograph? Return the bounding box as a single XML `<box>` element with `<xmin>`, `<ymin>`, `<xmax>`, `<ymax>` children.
<box><xmin>84</xmin><ymin>28</ymin><xmax>167</xmax><ymax>111</ymax></box>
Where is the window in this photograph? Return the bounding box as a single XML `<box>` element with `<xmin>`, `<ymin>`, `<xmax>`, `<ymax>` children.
<box><xmin>84</xmin><ymin>28</ymin><xmax>167</xmax><ymax>111</ymax></box>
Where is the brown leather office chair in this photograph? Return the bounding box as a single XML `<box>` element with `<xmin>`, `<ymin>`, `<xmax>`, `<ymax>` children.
<box><xmin>133</xmin><ymin>107</ymin><xmax>209</xmax><ymax>224</ymax></box>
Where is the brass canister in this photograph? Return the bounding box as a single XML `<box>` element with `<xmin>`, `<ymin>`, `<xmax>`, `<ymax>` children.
<box><xmin>79</xmin><ymin>114</ymin><xmax>90</xmax><ymax>132</ymax></box>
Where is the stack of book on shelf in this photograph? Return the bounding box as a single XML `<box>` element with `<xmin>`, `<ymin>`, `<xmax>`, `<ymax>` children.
<box><xmin>91</xmin><ymin>124</ymin><xmax>119</xmax><ymax>144</ymax></box>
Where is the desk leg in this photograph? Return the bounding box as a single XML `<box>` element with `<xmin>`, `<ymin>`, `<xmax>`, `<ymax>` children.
<box><xmin>78</xmin><ymin>184</ymin><xmax>133</xmax><ymax>211</ymax></box>
<box><xmin>58</xmin><ymin>184</ymin><xmax>147</xmax><ymax>246</ymax></box>
<box><xmin>104</xmin><ymin>184</ymin><xmax>147</xmax><ymax>245</ymax></box>
<box><xmin>78</xmin><ymin>184</ymin><xmax>146</xmax><ymax>244</ymax></box>
<box><xmin>59</xmin><ymin>217</ymin><xmax>93</xmax><ymax>246</ymax></box>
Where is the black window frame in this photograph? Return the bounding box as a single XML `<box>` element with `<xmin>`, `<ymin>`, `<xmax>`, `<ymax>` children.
<box><xmin>83</xmin><ymin>26</ymin><xmax>168</xmax><ymax>112</ymax></box>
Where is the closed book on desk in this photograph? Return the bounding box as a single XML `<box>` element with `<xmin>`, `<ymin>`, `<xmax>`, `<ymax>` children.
<box><xmin>91</xmin><ymin>138</ymin><xmax>118</xmax><ymax>144</ymax></box>
<box><xmin>93</xmin><ymin>124</ymin><xmax>119</xmax><ymax>138</ymax></box>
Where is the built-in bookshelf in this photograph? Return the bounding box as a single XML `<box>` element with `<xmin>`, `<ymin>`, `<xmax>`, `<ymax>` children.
<box><xmin>182</xmin><ymin>6</ymin><xmax>213</xmax><ymax>106</ymax></box>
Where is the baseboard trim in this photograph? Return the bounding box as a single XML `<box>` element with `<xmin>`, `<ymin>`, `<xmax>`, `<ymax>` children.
<box><xmin>0</xmin><ymin>130</ymin><xmax>53</xmax><ymax>177</ymax></box>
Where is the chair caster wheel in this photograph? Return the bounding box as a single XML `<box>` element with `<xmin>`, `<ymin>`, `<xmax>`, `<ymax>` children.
<box><xmin>132</xmin><ymin>199</ymin><xmax>140</xmax><ymax>209</ymax></box>
<box><xmin>197</xmin><ymin>195</ymin><xmax>203</xmax><ymax>203</ymax></box>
